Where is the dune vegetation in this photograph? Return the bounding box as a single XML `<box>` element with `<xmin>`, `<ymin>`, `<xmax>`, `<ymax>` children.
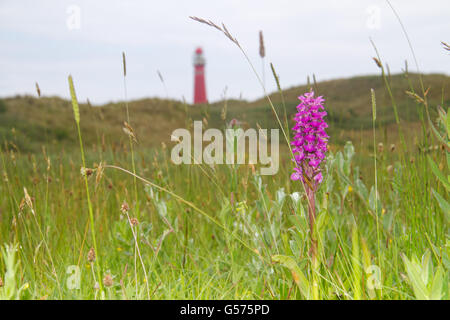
<box><xmin>0</xmin><ymin>18</ymin><xmax>448</xmax><ymax>300</ymax></box>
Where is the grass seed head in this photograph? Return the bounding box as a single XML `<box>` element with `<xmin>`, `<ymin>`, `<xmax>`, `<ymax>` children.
<box><xmin>19</xmin><ymin>198</ymin><xmax>26</xmax><ymax>213</ymax></box>
<box><xmin>123</xmin><ymin>121</ymin><xmax>138</xmax><ymax>144</ymax></box>
<box><xmin>122</xmin><ymin>52</ymin><xmax>127</xmax><ymax>77</ymax></box>
<box><xmin>372</xmin><ymin>57</ymin><xmax>382</xmax><ymax>68</ymax></box>
<box><xmin>405</xmin><ymin>91</ymin><xmax>425</xmax><ymax>104</ymax></box>
<box><xmin>35</xmin><ymin>82</ymin><xmax>41</xmax><ymax>97</ymax></box>
<box><xmin>121</xmin><ymin>201</ymin><xmax>129</xmax><ymax>214</ymax></box>
<box><xmin>23</xmin><ymin>187</ymin><xmax>34</xmax><ymax>210</ymax></box>
<box><xmin>259</xmin><ymin>30</ymin><xmax>265</xmax><ymax>58</ymax></box>
<box><xmin>95</xmin><ymin>162</ymin><xmax>104</xmax><ymax>186</ymax></box>
<box><xmin>103</xmin><ymin>274</ymin><xmax>113</xmax><ymax>287</ymax></box>
<box><xmin>87</xmin><ymin>247</ymin><xmax>96</xmax><ymax>262</ymax></box>
<box><xmin>68</xmin><ymin>75</ymin><xmax>80</xmax><ymax>124</ymax></box>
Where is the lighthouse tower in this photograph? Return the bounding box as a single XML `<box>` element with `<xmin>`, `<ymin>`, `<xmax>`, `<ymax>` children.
<box><xmin>193</xmin><ymin>47</ymin><xmax>207</xmax><ymax>104</ymax></box>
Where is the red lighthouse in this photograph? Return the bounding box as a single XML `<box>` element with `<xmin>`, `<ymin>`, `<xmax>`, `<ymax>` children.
<box><xmin>193</xmin><ymin>47</ymin><xmax>207</xmax><ymax>104</ymax></box>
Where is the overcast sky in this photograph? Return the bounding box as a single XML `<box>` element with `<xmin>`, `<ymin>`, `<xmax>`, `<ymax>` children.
<box><xmin>0</xmin><ymin>0</ymin><xmax>449</xmax><ymax>104</ymax></box>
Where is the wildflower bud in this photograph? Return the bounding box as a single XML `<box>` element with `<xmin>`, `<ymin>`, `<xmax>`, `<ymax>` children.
<box><xmin>80</xmin><ymin>167</ymin><xmax>93</xmax><ymax>177</ymax></box>
<box><xmin>0</xmin><ymin>276</ymin><xmax>3</xmax><ymax>287</ymax></box>
<box><xmin>87</xmin><ymin>247</ymin><xmax>96</xmax><ymax>262</ymax></box>
<box><xmin>103</xmin><ymin>274</ymin><xmax>113</xmax><ymax>287</ymax></box>
<box><xmin>94</xmin><ymin>282</ymin><xmax>100</xmax><ymax>290</ymax></box>
<box><xmin>121</xmin><ymin>201</ymin><xmax>129</xmax><ymax>214</ymax></box>
<box><xmin>129</xmin><ymin>217</ymin><xmax>138</xmax><ymax>227</ymax></box>
<box><xmin>377</xmin><ymin>142</ymin><xmax>384</xmax><ymax>153</ymax></box>
<box><xmin>229</xmin><ymin>119</ymin><xmax>238</xmax><ymax>127</ymax></box>
<box><xmin>390</xmin><ymin>144</ymin><xmax>395</xmax><ymax>152</ymax></box>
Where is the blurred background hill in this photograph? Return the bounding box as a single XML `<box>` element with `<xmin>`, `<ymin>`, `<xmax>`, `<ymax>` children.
<box><xmin>1</xmin><ymin>72</ymin><xmax>448</xmax><ymax>153</ymax></box>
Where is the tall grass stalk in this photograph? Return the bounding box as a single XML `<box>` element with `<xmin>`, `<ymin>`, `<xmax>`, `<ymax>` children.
<box><xmin>68</xmin><ymin>75</ymin><xmax>103</xmax><ymax>294</ymax></box>
<box><xmin>370</xmin><ymin>39</ymin><xmax>407</xmax><ymax>152</ymax></box>
<box><xmin>371</xmin><ymin>88</ymin><xmax>383</xmax><ymax>296</ymax></box>
<box><xmin>121</xmin><ymin>52</ymin><xmax>144</xmax><ymax>297</ymax></box>
<box><xmin>122</xmin><ymin>52</ymin><xmax>140</xmax><ymax>219</ymax></box>
<box><xmin>23</xmin><ymin>187</ymin><xmax>63</xmax><ymax>298</ymax></box>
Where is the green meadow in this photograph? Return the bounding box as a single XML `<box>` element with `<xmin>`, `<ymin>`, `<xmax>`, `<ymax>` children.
<box><xmin>0</xmin><ymin>23</ymin><xmax>449</xmax><ymax>300</ymax></box>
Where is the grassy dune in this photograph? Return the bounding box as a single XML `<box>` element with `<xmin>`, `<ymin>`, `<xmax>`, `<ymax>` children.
<box><xmin>1</xmin><ymin>73</ymin><xmax>448</xmax><ymax>152</ymax></box>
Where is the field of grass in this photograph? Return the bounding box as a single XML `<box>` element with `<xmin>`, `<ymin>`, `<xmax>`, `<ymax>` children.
<box><xmin>0</xmin><ymin>22</ymin><xmax>449</xmax><ymax>300</ymax></box>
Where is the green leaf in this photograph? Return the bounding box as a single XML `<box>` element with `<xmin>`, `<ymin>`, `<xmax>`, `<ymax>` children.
<box><xmin>343</xmin><ymin>141</ymin><xmax>354</xmax><ymax>176</ymax></box>
<box><xmin>355</xmin><ymin>178</ymin><xmax>368</xmax><ymax>199</ymax></box>
<box><xmin>428</xmin><ymin>114</ymin><xmax>449</xmax><ymax>148</ymax></box>
<box><xmin>402</xmin><ymin>254</ymin><xmax>429</xmax><ymax>300</ymax></box>
<box><xmin>344</xmin><ymin>141</ymin><xmax>355</xmax><ymax>162</ymax></box>
<box><xmin>428</xmin><ymin>156</ymin><xmax>450</xmax><ymax>192</ymax></box>
<box><xmin>315</xmin><ymin>210</ymin><xmax>328</xmax><ymax>235</ymax></box>
<box><xmin>447</xmin><ymin>152</ymin><xmax>450</xmax><ymax>172</ymax></box>
<box><xmin>446</xmin><ymin>106</ymin><xmax>450</xmax><ymax>139</ymax></box>
<box><xmin>272</xmin><ymin>255</ymin><xmax>310</xmax><ymax>299</ymax></box>
<box><xmin>430</xmin><ymin>266</ymin><xmax>444</xmax><ymax>300</ymax></box>
<box><xmin>420</xmin><ymin>250</ymin><xmax>431</xmax><ymax>285</ymax></box>
<box><xmin>351</xmin><ymin>227</ymin><xmax>362</xmax><ymax>300</ymax></box>
<box><xmin>432</xmin><ymin>188</ymin><xmax>450</xmax><ymax>221</ymax></box>
<box><xmin>369</xmin><ymin>186</ymin><xmax>381</xmax><ymax>215</ymax></box>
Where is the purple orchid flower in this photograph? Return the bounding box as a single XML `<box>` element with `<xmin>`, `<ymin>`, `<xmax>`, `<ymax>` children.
<box><xmin>290</xmin><ymin>90</ymin><xmax>328</xmax><ymax>260</ymax></box>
